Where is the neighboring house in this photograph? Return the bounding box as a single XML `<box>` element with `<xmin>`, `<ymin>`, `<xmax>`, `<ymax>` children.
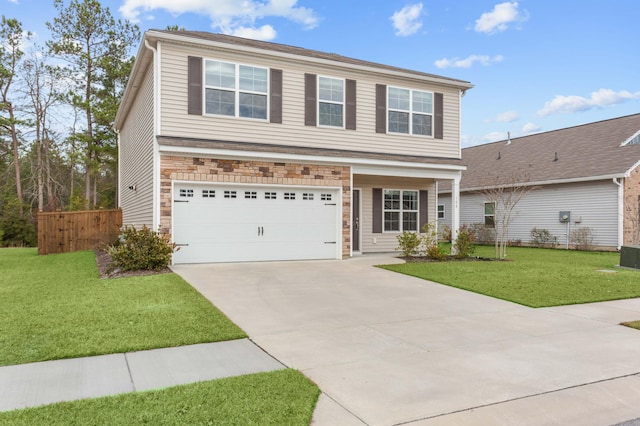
<box><xmin>114</xmin><ymin>30</ymin><xmax>473</xmax><ymax>264</ymax></box>
<box><xmin>438</xmin><ymin>114</ymin><xmax>640</xmax><ymax>250</ymax></box>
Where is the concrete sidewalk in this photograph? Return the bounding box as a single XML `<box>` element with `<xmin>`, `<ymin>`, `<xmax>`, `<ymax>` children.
<box><xmin>0</xmin><ymin>338</ymin><xmax>284</xmax><ymax>412</ymax></box>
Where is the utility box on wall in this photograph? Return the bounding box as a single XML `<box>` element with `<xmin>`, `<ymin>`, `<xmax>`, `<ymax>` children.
<box><xmin>620</xmin><ymin>246</ymin><xmax>640</xmax><ymax>269</ymax></box>
<box><xmin>559</xmin><ymin>211</ymin><xmax>571</xmax><ymax>223</ymax></box>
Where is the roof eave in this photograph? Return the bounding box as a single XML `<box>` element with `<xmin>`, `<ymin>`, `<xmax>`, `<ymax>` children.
<box><xmin>144</xmin><ymin>30</ymin><xmax>474</xmax><ymax>91</ymax></box>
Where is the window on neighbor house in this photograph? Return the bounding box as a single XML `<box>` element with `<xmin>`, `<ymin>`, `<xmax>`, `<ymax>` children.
<box><xmin>437</xmin><ymin>204</ymin><xmax>445</xmax><ymax>219</ymax></box>
<box><xmin>384</xmin><ymin>190</ymin><xmax>419</xmax><ymax>232</ymax></box>
<box><xmin>204</xmin><ymin>60</ymin><xmax>268</xmax><ymax>119</ymax></box>
<box><xmin>387</xmin><ymin>87</ymin><xmax>433</xmax><ymax>136</ymax></box>
<box><xmin>318</xmin><ymin>76</ymin><xmax>344</xmax><ymax>127</ymax></box>
<box><xmin>484</xmin><ymin>202</ymin><xmax>496</xmax><ymax>228</ymax></box>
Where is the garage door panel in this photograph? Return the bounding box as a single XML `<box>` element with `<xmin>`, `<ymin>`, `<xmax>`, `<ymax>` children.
<box><xmin>173</xmin><ymin>183</ymin><xmax>340</xmax><ymax>264</ymax></box>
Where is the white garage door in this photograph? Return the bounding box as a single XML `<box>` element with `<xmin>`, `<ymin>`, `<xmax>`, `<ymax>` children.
<box><xmin>172</xmin><ymin>183</ymin><xmax>340</xmax><ymax>263</ymax></box>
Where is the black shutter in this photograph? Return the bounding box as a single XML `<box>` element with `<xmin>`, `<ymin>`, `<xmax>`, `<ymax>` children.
<box><xmin>188</xmin><ymin>56</ymin><xmax>202</xmax><ymax>115</ymax></box>
<box><xmin>304</xmin><ymin>73</ymin><xmax>317</xmax><ymax>126</ymax></box>
<box><xmin>270</xmin><ymin>69</ymin><xmax>283</xmax><ymax>124</ymax></box>
<box><xmin>375</xmin><ymin>84</ymin><xmax>386</xmax><ymax>133</ymax></box>
<box><xmin>372</xmin><ymin>188</ymin><xmax>383</xmax><ymax>233</ymax></box>
<box><xmin>345</xmin><ymin>79</ymin><xmax>356</xmax><ymax>130</ymax></box>
<box><xmin>419</xmin><ymin>190</ymin><xmax>428</xmax><ymax>231</ymax></box>
<box><xmin>434</xmin><ymin>92</ymin><xmax>443</xmax><ymax>139</ymax></box>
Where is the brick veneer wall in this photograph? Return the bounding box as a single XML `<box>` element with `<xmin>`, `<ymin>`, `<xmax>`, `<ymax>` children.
<box><xmin>623</xmin><ymin>166</ymin><xmax>640</xmax><ymax>246</ymax></box>
<box><xmin>160</xmin><ymin>155</ymin><xmax>352</xmax><ymax>258</ymax></box>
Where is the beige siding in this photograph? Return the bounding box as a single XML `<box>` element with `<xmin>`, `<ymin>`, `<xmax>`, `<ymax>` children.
<box><xmin>159</xmin><ymin>42</ymin><xmax>461</xmax><ymax>158</ymax></box>
<box><xmin>354</xmin><ymin>175</ymin><xmax>437</xmax><ymax>253</ymax></box>
<box><xmin>119</xmin><ymin>65</ymin><xmax>155</xmax><ymax>227</ymax></box>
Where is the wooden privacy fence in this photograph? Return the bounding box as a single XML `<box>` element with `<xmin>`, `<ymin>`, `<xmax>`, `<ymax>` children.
<box><xmin>38</xmin><ymin>209</ymin><xmax>123</xmax><ymax>255</ymax></box>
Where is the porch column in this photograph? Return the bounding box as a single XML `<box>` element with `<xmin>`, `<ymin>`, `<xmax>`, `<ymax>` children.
<box><xmin>451</xmin><ymin>175</ymin><xmax>461</xmax><ymax>254</ymax></box>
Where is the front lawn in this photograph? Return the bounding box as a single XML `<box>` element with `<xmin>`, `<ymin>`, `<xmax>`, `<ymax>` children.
<box><xmin>0</xmin><ymin>248</ymin><xmax>246</xmax><ymax>366</ymax></box>
<box><xmin>380</xmin><ymin>246</ymin><xmax>640</xmax><ymax>308</ymax></box>
<box><xmin>0</xmin><ymin>369</ymin><xmax>319</xmax><ymax>425</ymax></box>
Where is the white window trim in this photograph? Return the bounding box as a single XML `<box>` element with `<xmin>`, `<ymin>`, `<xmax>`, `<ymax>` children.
<box><xmin>383</xmin><ymin>189</ymin><xmax>419</xmax><ymax>233</ymax></box>
<box><xmin>203</xmin><ymin>58</ymin><xmax>269</xmax><ymax>121</ymax></box>
<box><xmin>484</xmin><ymin>201</ymin><xmax>496</xmax><ymax>228</ymax></box>
<box><xmin>387</xmin><ymin>85</ymin><xmax>434</xmax><ymax>137</ymax></box>
<box><xmin>437</xmin><ymin>204</ymin><xmax>445</xmax><ymax>219</ymax></box>
<box><xmin>317</xmin><ymin>75</ymin><xmax>345</xmax><ymax>129</ymax></box>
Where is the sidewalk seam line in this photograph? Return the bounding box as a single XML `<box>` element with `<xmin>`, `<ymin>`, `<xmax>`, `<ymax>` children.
<box><xmin>392</xmin><ymin>372</ymin><xmax>640</xmax><ymax>425</ymax></box>
<box><xmin>123</xmin><ymin>353</ymin><xmax>137</xmax><ymax>392</ymax></box>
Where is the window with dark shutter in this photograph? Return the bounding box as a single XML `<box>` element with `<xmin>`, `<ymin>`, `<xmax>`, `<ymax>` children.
<box><xmin>372</xmin><ymin>188</ymin><xmax>382</xmax><ymax>233</ymax></box>
<box><xmin>345</xmin><ymin>79</ymin><xmax>356</xmax><ymax>130</ymax></box>
<box><xmin>419</xmin><ymin>190</ymin><xmax>428</xmax><ymax>230</ymax></box>
<box><xmin>188</xmin><ymin>56</ymin><xmax>202</xmax><ymax>115</ymax></box>
<box><xmin>434</xmin><ymin>92</ymin><xmax>443</xmax><ymax>139</ymax></box>
<box><xmin>270</xmin><ymin>69</ymin><xmax>283</xmax><ymax>124</ymax></box>
<box><xmin>304</xmin><ymin>73</ymin><xmax>317</xmax><ymax>126</ymax></box>
<box><xmin>375</xmin><ymin>84</ymin><xmax>386</xmax><ymax>133</ymax></box>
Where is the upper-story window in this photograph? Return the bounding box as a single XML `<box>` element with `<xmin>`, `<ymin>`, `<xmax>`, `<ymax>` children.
<box><xmin>204</xmin><ymin>60</ymin><xmax>268</xmax><ymax>120</ymax></box>
<box><xmin>318</xmin><ymin>76</ymin><xmax>344</xmax><ymax>127</ymax></box>
<box><xmin>387</xmin><ymin>87</ymin><xmax>433</xmax><ymax>136</ymax></box>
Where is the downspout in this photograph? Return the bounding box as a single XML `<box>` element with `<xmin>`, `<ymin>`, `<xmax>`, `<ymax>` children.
<box><xmin>613</xmin><ymin>177</ymin><xmax>623</xmax><ymax>249</ymax></box>
<box><xmin>115</xmin><ymin>128</ymin><xmax>121</xmax><ymax>209</ymax></box>
<box><xmin>144</xmin><ymin>39</ymin><xmax>161</xmax><ymax>231</ymax></box>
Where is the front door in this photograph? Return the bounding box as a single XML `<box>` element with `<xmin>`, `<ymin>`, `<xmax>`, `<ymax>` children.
<box><xmin>352</xmin><ymin>189</ymin><xmax>361</xmax><ymax>252</ymax></box>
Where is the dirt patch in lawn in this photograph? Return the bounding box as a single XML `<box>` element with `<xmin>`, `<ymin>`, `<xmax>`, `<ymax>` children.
<box><xmin>95</xmin><ymin>249</ymin><xmax>172</xmax><ymax>279</ymax></box>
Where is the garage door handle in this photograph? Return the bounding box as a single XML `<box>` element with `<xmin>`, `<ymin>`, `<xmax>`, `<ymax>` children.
<box><xmin>174</xmin><ymin>200</ymin><xmax>189</xmax><ymax>203</ymax></box>
<box><xmin>175</xmin><ymin>243</ymin><xmax>189</xmax><ymax>247</ymax></box>
<box><xmin>258</xmin><ymin>226</ymin><xmax>264</xmax><ymax>236</ymax></box>
<box><xmin>324</xmin><ymin>241</ymin><xmax>336</xmax><ymax>244</ymax></box>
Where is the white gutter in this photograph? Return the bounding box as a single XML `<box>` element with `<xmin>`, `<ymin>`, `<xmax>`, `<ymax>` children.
<box><xmin>439</xmin><ymin>173</ymin><xmax>628</xmax><ymax>194</ymax></box>
<box><xmin>613</xmin><ymin>177</ymin><xmax>624</xmax><ymax>249</ymax></box>
<box><xmin>144</xmin><ymin>30</ymin><xmax>474</xmax><ymax>91</ymax></box>
<box><xmin>144</xmin><ymin>39</ymin><xmax>161</xmax><ymax>231</ymax></box>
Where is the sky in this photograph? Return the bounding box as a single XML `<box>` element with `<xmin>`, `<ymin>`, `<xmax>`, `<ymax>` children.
<box><xmin>4</xmin><ymin>0</ymin><xmax>640</xmax><ymax>147</ymax></box>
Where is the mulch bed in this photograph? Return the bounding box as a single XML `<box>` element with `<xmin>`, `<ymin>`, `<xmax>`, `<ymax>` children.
<box><xmin>94</xmin><ymin>249</ymin><xmax>172</xmax><ymax>279</ymax></box>
<box><xmin>401</xmin><ymin>255</ymin><xmax>509</xmax><ymax>262</ymax></box>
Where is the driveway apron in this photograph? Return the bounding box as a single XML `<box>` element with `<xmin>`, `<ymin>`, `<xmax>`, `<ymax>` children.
<box><xmin>172</xmin><ymin>255</ymin><xmax>640</xmax><ymax>426</ymax></box>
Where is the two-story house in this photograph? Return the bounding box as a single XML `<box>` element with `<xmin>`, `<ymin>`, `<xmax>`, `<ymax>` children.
<box><xmin>114</xmin><ymin>30</ymin><xmax>473</xmax><ymax>264</ymax></box>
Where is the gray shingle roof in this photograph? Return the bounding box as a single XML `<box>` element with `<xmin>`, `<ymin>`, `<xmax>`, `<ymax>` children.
<box><xmin>148</xmin><ymin>30</ymin><xmax>473</xmax><ymax>88</ymax></box>
<box><xmin>445</xmin><ymin>113</ymin><xmax>640</xmax><ymax>192</ymax></box>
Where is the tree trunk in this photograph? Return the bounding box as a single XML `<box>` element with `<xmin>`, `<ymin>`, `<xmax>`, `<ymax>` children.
<box><xmin>7</xmin><ymin>102</ymin><xmax>23</xmax><ymax>213</ymax></box>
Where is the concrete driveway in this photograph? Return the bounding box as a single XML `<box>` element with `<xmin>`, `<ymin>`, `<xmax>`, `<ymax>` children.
<box><xmin>172</xmin><ymin>254</ymin><xmax>640</xmax><ymax>425</ymax></box>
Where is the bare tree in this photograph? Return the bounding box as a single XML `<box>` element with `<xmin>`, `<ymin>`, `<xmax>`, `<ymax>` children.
<box><xmin>20</xmin><ymin>47</ymin><xmax>65</xmax><ymax>211</ymax></box>
<box><xmin>0</xmin><ymin>17</ymin><xmax>30</xmax><ymax>211</ymax></box>
<box><xmin>478</xmin><ymin>174</ymin><xmax>538</xmax><ymax>259</ymax></box>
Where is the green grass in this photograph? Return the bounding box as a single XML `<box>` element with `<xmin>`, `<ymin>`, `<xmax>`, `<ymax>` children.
<box><xmin>380</xmin><ymin>246</ymin><xmax>640</xmax><ymax>308</ymax></box>
<box><xmin>0</xmin><ymin>369</ymin><xmax>320</xmax><ymax>425</ymax></box>
<box><xmin>622</xmin><ymin>321</ymin><xmax>640</xmax><ymax>330</ymax></box>
<box><xmin>0</xmin><ymin>248</ymin><xmax>246</xmax><ymax>366</ymax></box>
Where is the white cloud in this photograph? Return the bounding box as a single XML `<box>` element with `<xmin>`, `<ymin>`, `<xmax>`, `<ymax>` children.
<box><xmin>483</xmin><ymin>131</ymin><xmax>508</xmax><ymax>143</ymax></box>
<box><xmin>495</xmin><ymin>111</ymin><xmax>518</xmax><ymax>123</ymax></box>
<box><xmin>435</xmin><ymin>54</ymin><xmax>503</xmax><ymax>69</ymax></box>
<box><xmin>522</xmin><ymin>122</ymin><xmax>541</xmax><ymax>133</ymax></box>
<box><xmin>474</xmin><ymin>2</ymin><xmax>527</xmax><ymax>34</ymax></box>
<box><xmin>8</xmin><ymin>0</ymin><xmax>19</xmax><ymax>4</ymax></box>
<box><xmin>390</xmin><ymin>3</ymin><xmax>423</xmax><ymax>37</ymax></box>
<box><xmin>537</xmin><ymin>88</ymin><xmax>640</xmax><ymax>116</ymax></box>
<box><xmin>229</xmin><ymin>25</ymin><xmax>277</xmax><ymax>41</ymax></box>
<box><xmin>119</xmin><ymin>0</ymin><xmax>318</xmax><ymax>37</ymax></box>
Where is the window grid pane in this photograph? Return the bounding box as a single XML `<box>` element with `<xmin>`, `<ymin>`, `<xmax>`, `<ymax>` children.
<box><xmin>205</xmin><ymin>60</ymin><xmax>235</xmax><ymax>89</ymax></box>
<box><xmin>389</xmin><ymin>111</ymin><xmax>409</xmax><ymax>134</ymax></box>
<box><xmin>239</xmin><ymin>93</ymin><xmax>267</xmax><ymax>119</ymax></box>
<box><xmin>319</xmin><ymin>77</ymin><xmax>344</xmax><ymax>102</ymax></box>
<box><xmin>319</xmin><ymin>102</ymin><xmax>344</xmax><ymax>127</ymax></box>
<box><xmin>239</xmin><ymin>65</ymin><xmax>268</xmax><ymax>93</ymax></box>
<box><xmin>412</xmin><ymin>113</ymin><xmax>432</xmax><ymax>136</ymax></box>
<box><xmin>403</xmin><ymin>212</ymin><xmax>418</xmax><ymax>231</ymax></box>
<box><xmin>384</xmin><ymin>190</ymin><xmax>419</xmax><ymax>232</ymax></box>
<box><xmin>388</xmin><ymin>87</ymin><xmax>410</xmax><ymax>110</ymax></box>
<box><xmin>205</xmin><ymin>89</ymin><xmax>235</xmax><ymax>116</ymax></box>
<box><xmin>412</xmin><ymin>91</ymin><xmax>433</xmax><ymax>113</ymax></box>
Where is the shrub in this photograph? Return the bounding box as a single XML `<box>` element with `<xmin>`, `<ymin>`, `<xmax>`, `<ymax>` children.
<box><xmin>440</xmin><ymin>224</ymin><xmax>452</xmax><ymax>241</ymax></box>
<box><xmin>454</xmin><ymin>227</ymin><xmax>476</xmax><ymax>258</ymax></box>
<box><xmin>571</xmin><ymin>227</ymin><xmax>594</xmax><ymax>251</ymax></box>
<box><xmin>396</xmin><ymin>231</ymin><xmax>422</xmax><ymax>257</ymax></box>
<box><xmin>108</xmin><ymin>225</ymin><xmax>177</xmax><ymax>271</ymax></box>
<box><xmin>426</xmin><ymin>243</ymin><xmax>447</xmax><ymax>260</ymax></box>
<box><xmin>469</xmin><ymin>223</ymin><xmax>495</xmax><ymax>245</ymax></box>
<box><xmin>530</xmin><ymin>227</ymin><xmax>557</xmax><ymax>248</ymax></box>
